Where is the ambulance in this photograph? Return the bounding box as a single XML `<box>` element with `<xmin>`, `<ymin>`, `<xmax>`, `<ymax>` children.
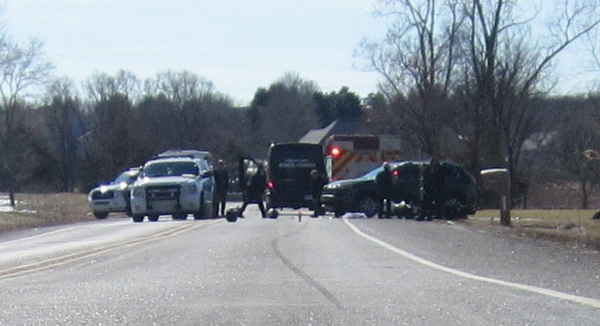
<box><xmin>324</xmin><ymin>134</ymin><xmax>403</xmax><ymax>181</ymax></box>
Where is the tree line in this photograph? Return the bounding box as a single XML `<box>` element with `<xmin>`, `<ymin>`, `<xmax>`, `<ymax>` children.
<box><xmin>0</xmin><ymin>69</ymin><xmax>363</xmax><ymax>199</ymax></box>
<box><xmin>2</xmin><ymin>0</ymin><xmax>600</xmax><ymax>210</ymax></box>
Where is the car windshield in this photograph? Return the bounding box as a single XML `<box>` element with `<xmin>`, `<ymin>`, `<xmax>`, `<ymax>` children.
<box><xmin>143</xmin><ymin>161</ymin><xmax>198</xmax><ymax>177</ymax></box>
<box><xmin>358</xmin><ymin>163</ymin><xmax>405</xmax><ymax>180</ymax></box>
<box><xmin>359</xmin><ymin>166</ymin><xmax>384</xmax><ymax>180</ymax></box>
<box><xmin>112</xmin><ymin>171</ymin><xmax>139</xmax><ymax>184</ymax></box>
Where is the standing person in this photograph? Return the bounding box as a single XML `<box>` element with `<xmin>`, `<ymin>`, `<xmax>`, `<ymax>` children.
<box><xmin>309</xmin><ymin>169</ymin><xmax>328</xmax><ymax>217</ymax></box>
<box><xmin>238</xmin><ymin>162</ymin><xmax>267</xmax><ymax>218</ymax></box>
<box><xmin>213</xmin><ymin>159</ymin><xmax>229</xmax><ymax>217</ymax></box>
<box><xmin>421</xmin><ymin>157</ymin><xmax>442</xmax><ymax>220</ymax></box>
<box><xmin>376</xmin><ymin>162</ymin><xmax>393</xmax><ymax>219</ymax></box>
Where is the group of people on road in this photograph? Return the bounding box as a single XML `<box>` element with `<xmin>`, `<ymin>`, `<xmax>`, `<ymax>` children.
<box><xmin>375</xmin><ymin>157</ymin><xmax>444</xmax><ymax>220</ymax></box>
<box><xmin>211</xmin><ymin>158</ymin><xmax>269</xmax><ymax>218</ymax></box>
<box><xmin>234</xmin><ymin>163</ymin><xmax>327</xmax><ymax>218</ymax></box>
<box><xmin>215</xmin><ymin>156</ymin><xmax>445</xmax><ymax>220</ymax></box>
<box><xmin>212</xmin><ymin>159</ymin><xmax>328</xmax><ymax>219</ymax></box>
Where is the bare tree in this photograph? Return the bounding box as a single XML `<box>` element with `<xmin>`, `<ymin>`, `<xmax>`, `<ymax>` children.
<box><xmin>460</xmin><ymin>0</ymin><xmax>600</xmax><ymax>218</ymax></box>
<box><xmin>86</xmin><ymin>94</ymin><xmax>135</xmax><ymax>184</ymax></box>
<box><xmin>0</xmin><ymin>37</ymin><xmax>53</xmax><ymax>205</ymax></box>
<box><xmin>43</xmin><ymin>77</ymin><xmax>83</xmax><ymax>192</ymax></box>
<box><xmin>84</xmin><ymin>70</ymin><xmax>141</xmax><ymax>104</ymax></box>
<box><xmin>143</xmin><ymin>70</ymin><xmax>217</xmax><ymax>148</ymax></box>
<box><xmin>359</xmin><ymin>0</ymin><xmax>464</xmax><ymax>156</ymax></box>
<box><xmin>148</xmin><ymin>70</ymin><xmax>214</xmax><ymax>108</ymax></box>
<box><xmin>548</xmin><ymin>110</ymin><xmax>600</xmax><ymax>209</ymax></box>
<box><xmin>255</xmin><ymin>72</ymin><xmax>320</xmax><ymax>146</ymax></box>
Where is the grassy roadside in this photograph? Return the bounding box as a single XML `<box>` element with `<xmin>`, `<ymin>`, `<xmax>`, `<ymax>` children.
<box><xmin>0</xmin><ymin>193</ymin><xmax>95</xmax><ymax>233</ymax></box>
<box><xmin>463</xmin><ymin>209</ymin><xmax>600</xmax><ymax>248</ymax></box>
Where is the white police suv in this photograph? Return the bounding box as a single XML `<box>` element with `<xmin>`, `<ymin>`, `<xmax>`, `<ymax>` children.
<box><xmin>130</xmin><ymin>150</ymin><xmax>215</xmax><ymax>222</ymax></box>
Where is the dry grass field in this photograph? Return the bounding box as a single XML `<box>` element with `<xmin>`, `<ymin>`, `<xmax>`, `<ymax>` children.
<box><xmin>0</xmin><ymin>193</ymin><xmax>95</xmax><ymax>233</ymax></box>
<box><xmin>466</xmin><ymin>209</ymin><xmax>600</xmax><ymax>248</ymax></box>
<box><xmin>2</xmin><ymin>192</ymin><xmax>600</xmax><ymax>249</ymax></box>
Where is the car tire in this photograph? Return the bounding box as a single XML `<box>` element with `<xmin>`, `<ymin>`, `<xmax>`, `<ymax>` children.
<box><xmin>132</xmin><ymin>215</ymin><xmax>144</xmax><ymax>223</ymax></box>
<box><xmin>357</xmin><ymin>196</ymin><xmax>378</xmax><ymax>218</ymax></box>
<box><xmin>148</xmin><ymin>214</ymin><xmax>159</xmax><ymax>222</ymax></box>
<box><xmin>93</xmin><ymin>212</ymin><xmax>108</xmax><ymax>219</ymax></box>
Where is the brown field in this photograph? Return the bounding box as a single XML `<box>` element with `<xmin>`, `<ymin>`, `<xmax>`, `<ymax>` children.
<box><xmin>0</xmin><ymin>193</ymin><xmax>95</xmax><ymax>233</ymax></box>
<box><xmin>2</xmin><ymin>193</ymin><xmax>600</xmax><ymax>249</ymax></box>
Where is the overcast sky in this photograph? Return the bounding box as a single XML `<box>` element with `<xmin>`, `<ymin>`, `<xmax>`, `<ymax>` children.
<box><xmin>2</xmin><ymin>0</ymin><xmax>390</xmax><ymax>106</ymax></box>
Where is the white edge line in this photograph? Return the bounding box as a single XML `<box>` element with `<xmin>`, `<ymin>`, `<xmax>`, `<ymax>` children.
<box><xmin>344</xmin><ymin>218</ymin><xmax>600</xmax><ymax>309</ymax></box>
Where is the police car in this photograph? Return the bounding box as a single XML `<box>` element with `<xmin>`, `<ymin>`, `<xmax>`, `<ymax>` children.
<box><xmin>88</xmin><ymin>167</ymin><xmax>141</xmax><ymax>219</ymax></box>
<box><xmin>129</xmin><ymin>150</ymin><xmax>215</xmax><ymax>222</ymax></box>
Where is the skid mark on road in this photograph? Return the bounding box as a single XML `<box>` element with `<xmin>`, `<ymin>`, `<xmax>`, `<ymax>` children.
<box><xmin>271</xmin><ymin>220</ymin><xmax>345</xmax><ymax>310</ymax></box>
<box><xmin>0</xmin><ymin>220</ymin><xmax>219</xmax><ymax>281</ymax></box>
<box><xmin>344</xmin><ymin>218</ymin><xmax>600</xmax><ymax>309</ymax></box>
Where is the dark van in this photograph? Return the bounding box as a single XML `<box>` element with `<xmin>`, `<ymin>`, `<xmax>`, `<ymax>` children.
<box><xmin>266</xmin><ymin>142</ymin><xmax>327</xmax><ymax>213</ymax></box>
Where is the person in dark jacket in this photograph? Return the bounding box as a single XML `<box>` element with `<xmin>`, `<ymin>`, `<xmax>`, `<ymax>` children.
<box><xmin>421</xmin><ymin>157</ymin><xmax>443</xmax><ymax>220</ymax></box>
<box><xmin>309</xmin><ymin>169</ymin><xmax>328</xmax><ymax>217</ymax></box>
<box><xmin>238</xmin><ymin>162</ymin><xmax>267</xmax><ymax>218</ymax></box>
<box><xmin>213</xmin><ymin>159</ymin><xmax>229</xmax><ymax>217</ymax></box>
<box><xmin>376</xmin><ymin>162</ymin><xmax>393</xmax><ymax>219</ymax></box>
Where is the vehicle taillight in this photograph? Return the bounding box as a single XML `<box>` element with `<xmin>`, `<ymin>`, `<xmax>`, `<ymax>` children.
<box><xmin>267</xmin><ymin>181</ymin><xmax>274</xmax><ymax>188</ymax></box>
<box><xmin>393</xmin><ymin>170</ymin><xmax>400</xmax><ymax>176</ymax></box>
<box><xmin>330</xmin><ymin>146</ymin><xmax>342</xmax><ymax>157</ymax></box>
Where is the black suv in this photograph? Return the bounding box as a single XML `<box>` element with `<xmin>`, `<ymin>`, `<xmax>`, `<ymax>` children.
<box><xmin>320</xmin><ymin>161</ymin><xmax>477</xmax><ymax>219</ymax></box>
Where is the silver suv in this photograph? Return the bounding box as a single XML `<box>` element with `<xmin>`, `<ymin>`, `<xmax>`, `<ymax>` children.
<box><xmin>130</xmin><ymin>150</ymin><xmax>215</xmax><ymax>222</ymax></box>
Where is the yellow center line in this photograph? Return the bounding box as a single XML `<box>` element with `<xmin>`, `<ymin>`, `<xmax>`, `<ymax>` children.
<box><xmin>0</xmin><ymin>219</ymin><xmax>221</xmax><ymax>280</ymax></box>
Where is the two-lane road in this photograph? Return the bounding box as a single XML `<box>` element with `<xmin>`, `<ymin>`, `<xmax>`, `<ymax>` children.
<box><xmin>0</xmin><ymin>204</ymin><xmax>599</xmax><ymax>325</ymax></box>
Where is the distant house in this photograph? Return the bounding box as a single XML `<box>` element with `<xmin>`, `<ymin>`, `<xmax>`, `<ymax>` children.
<box><xmin>299</xmin><ymin>119</ymin><xmax>362</xmax><ymax>145</ymax></box>
<box><xmin>521</xmin><ymin>131</ymin><xmax>557</xmax><ymax>152</ymax></box>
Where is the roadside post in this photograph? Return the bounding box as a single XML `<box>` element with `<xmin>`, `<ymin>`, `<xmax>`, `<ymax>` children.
<box><xmin>480</xmin><ymin>168</ymin><xmax>511</xmax><ymax>226</ymax></box>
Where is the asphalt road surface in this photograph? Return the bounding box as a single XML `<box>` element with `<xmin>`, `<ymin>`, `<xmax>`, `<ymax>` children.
<box><xmin>0</xmin><ymin>203</ymin><xmax>599</xmax><ymax>325</ymax></box>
